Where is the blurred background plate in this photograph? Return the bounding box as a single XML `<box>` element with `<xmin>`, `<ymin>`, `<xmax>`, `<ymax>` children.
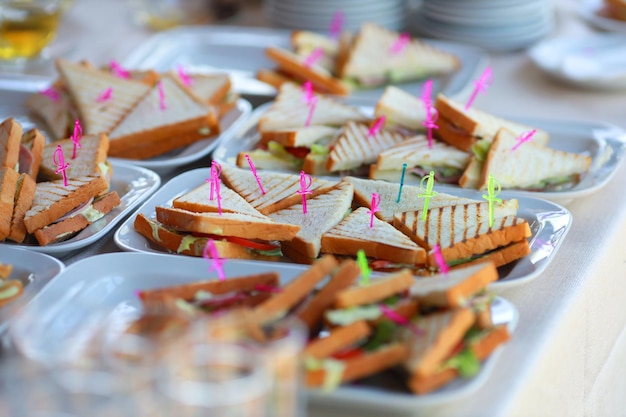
<box><xmin>578</xmin><ymin>0</ymin><xmax>626</xmax><ymax>32</ymax></box>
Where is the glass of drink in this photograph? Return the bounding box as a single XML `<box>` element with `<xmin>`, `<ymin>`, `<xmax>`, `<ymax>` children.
<box><xmin>0</xmin><ymin>0</ymin><xmax>61</xmax><ymax>61</ymax></box>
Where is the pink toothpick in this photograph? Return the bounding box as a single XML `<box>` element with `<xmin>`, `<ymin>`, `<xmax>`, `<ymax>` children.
<box><xmin>421</xmin><ymin>79</ymin><xmax>433</xmax><ymax>106</ymax></box>
<box><xmin>71</xmin><ymin>119</ymin><xmax>82</xmax><ymax>159</ymax></box>
<box><xmin>379</xmin><ymin>304</ymin><xmax>422</xmax><ymax>335</ymax></box>
<box><xmin>512</xmin><ymin>129</ymin><xmax>536</xmax><ymax>151</ymax></box>
<box><xmin>368</xmin><ymin>115</ymin><xmax>386</xmax><ymax>137</ymax></box>
<box><xmin>329</xmin><ymin>11</ymin><xmax>344</xmax><ymax>40</ymax></box>
<box><xmin>244</xmin><ymin>154</ymin><xmax>265</xmax><ymax>195</ymax></box>
<box><xmin>422</xmin><ymin>107</ymin><xmax>439</xmax><ymax>148</ymax></box>
<box><xmin>296</xmin><ymin>171</ymin><xmax>313</xmax><ymax>214</ymax></box>
<box><xmin>302</xmin><ymin>81</ymin><xmax>315</xmax><ymax>104</ymax></box>
<box><xmin>40</xmin><ymin>87</ymin><xmax>59</xmax><ymax>102</ymax></box>
<box><xmin>367</xmin><ymin>193</ymin><xmax>380</xmax><ymax>228</ymax></box>
<box><xmin>303</xmin><ymin>47</ymin><xmax>324</xmax><ymax>68</ymax></box>
<box><xmin>390</xmin><ymin>33</ymin><xmax>411</xmax><ymax>55</ymax></box>
<box><xmin>158</xmin><ymin>81</ymin><xmax>166</xmax><ymax>110</ymax></box>
<box><xmin>109</xmin><ymin>60</ymin><xmax>130</xmax><ymax>79</ymax></box>
<box><xmin>177</xmin><ymin>65</ymin><xmax>193</xmax><ymax>87</ymax></box>
<box><xmin>205</xmin><ymin>161</ymin><xmax>222</xmax><ymax>215</ymax></box>
<box><xmin>53</xmin><ymin>145</ymin><xmax>69</xmax><ymax>187</ymax></box>
<box><xmin>203</xmin><ymin>240</ymin><xmax>225</xmax><ymax>281</ymax></box>
<box><xmin>433</xmin><ymin>244</ymin><xmax>449</xmax><ymax>275</ymax></box>
<box><xmin>465</xmin><ymin>66</ymin><xmax>492</xmax><ymax>110</ymax></box>
<box><xmin>96</xmin><ymin>87</ymin><xmax>113</xmax><ymax>103</ymax></box>
<box><xmin>305</xmin><ymin>96</ymin><xmax>317</xmax><ymax>127</ymax></box>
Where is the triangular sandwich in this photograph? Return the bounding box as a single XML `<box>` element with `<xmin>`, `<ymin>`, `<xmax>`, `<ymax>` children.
<box><xmin>172</xmin><ymin>181</ymin><xmax>266</xmax><ymax>218</ymax></box>
<box><xmin>374</xmin><ymin>86</ymin><xmax>428</xmax><ymax>132</ymax></box>
<box><xmin>38</xmin><ymin>133</ymin><xmax>110</xmax><ymax>181</ymax></box>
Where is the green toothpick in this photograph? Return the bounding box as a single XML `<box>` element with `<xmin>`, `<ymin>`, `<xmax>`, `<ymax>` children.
<box><xmin>356</xmin><ymin>249</ymin><xmax>371</xmax><ymax>286</ymax></box>
<box><xmin>482</xmin><ymin>174</ymin><xmax>502</xmax><ymax>227</ymax></box>
<box><xmin>418</xmin><ymin>171</ymin><xmax>438</xmax><ymax>221</ymax></box>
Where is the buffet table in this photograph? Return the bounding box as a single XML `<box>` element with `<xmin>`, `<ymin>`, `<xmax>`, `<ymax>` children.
<box><xmin>7</xmin><ymin>0</ymin><xmax>626</xmax><ymax>416</ymax></box>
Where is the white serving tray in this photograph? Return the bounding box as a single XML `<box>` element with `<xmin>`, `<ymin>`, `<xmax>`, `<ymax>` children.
<box><xmin>1</xmin><ymin>160</ymin><xmax>160</xmax><ymax>257</ymax></box>
<box><xmin>9</xmin><ymin>252</ymin><xmax>518</xmax><ymax>413</ymax></box>
<box><xmin>120</xmin><ymin>25</ymin><xmax>490</xmax><ymax>103</ymax></box>
<box><xmin>212</xmin><ymin>102</ymin><xmax>626</xmax><ymax>206</ymax></box>
<box><xmin>113</xmin><ymin>168</ymin><xmax>572</xmax><ymax>290</ymax></box>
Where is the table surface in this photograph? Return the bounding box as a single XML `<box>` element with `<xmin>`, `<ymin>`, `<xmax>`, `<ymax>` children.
<box><xmin>3</xmin><ymin>0</ymin><xmax>626</xmax><ymax>416</ymax></box>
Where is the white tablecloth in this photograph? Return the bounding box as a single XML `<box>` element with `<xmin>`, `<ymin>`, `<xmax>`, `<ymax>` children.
<box><xmin>15</xmin><ymin>0</ymin><xmax>626</xmax><ymax>416</ymax></box>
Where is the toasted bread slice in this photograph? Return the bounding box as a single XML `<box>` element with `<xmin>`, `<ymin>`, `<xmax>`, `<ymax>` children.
<box><xmin>25</xmin><ymin>85</ymin><xmax>72</xmax><ymax>140</ymax></box>
<box><xmin>178</xmin><ymin>72</ymin><xmax>232</xmax><ymax>105</ymax></box>
<box><xmin>19</xmin><ymin>128</ymin><xmax>45</xmax><ymax>179</ymax></box>
<box><xmin>0</xmin><ymin>118</ymin><xmax>22</xmax><ymax>170</ymax></box>
<box><xmin>133</xmin><ymin>214</ymin><xmax>282</xmax><ymax>261</ymax></box>
<box><xmin>172</xmin><ymin>181</ymin><xmax>266</xmax><ymax>218</ymax></box>
<box><xmin>23</xmin><ymin>175</ymin><xmax>109</xmax><ymax>234</ymax></box>
<box><xmin>333</xmin><ymin>269</ymin><xmax>414</xmax><ymax>309</ymax></box>
<box><xmin>256</xmin><ymin>68</ymin><xmax>294</xmax><ymax>90</ymax></box>
<box><xmin>434</xmin><ymin>94</ymin><xmax>550</xmax><ymax>151</ymax></box>
<box><xmin>38</xmin><ymin>133</ymin><xmax>109</xmax><ymax>181</ymax></box>
<box><xmin>259</xmin><ymin>125</ymin><xmax>339</xmax><ymax>148</ymax></box>
<box><xmin>321</xmin><ymin>207</ymin><xmax>426</xmax><ymax>265</ymax></box>
<box><xmin>345</xmin><ymin>176</ymin><xmax>479</xmax><ymax>223</ymax></box>
<box><xmin>452</xmin><ymin>239</ymin><xmax>531</xmax><ymax>270</ymax></box>
<box><xmin>258</xmin><ymin>82</ymin><xmax>367</xmax><ymax>132</ymax></box>
<box><xmin>374</xmin><ymin>86</ymin><xmax>428</xmax><ymax>131</ymax></box>
<box><xmin>291</xmin><ymin>30</ymin><xmax>340</xmax><ymax>56</ymax></box>
<box><xmin>33</xmin><ymin>191</ymin><xmax>121</xmax><ymax>245</ymax></box>
<box><xmin>220</xmin><ymin>164</ymin><xmax>337</xmax><ymax>215</ymax></box>
<box><xmin>56</xmin><ymin>59</ymin><xmax>153</xmax><ymax>135</ymax></box>
<box><xmin>265</xmin><ymin>47</ymin><xmax>349</xmax><ymax>96</ymax></box>
<box><xmin>0</xmin><ymin>168</ymin><xmax>19</xmax><ymax>239</ymax></box>
<box><xmin>478</xmin><ymin>128</ymin><xmax>592</xmax><ymax>190</ymax></box>
<box><xmin>107</xmin><ymin>73</ymin><xmax>219</xmax><ymax>158</ymax></box>
<box><xmin>304</xmin><ymin>320</ymin><xmax>371</xmax><ymax>359</ymax></box>
<box><xmin>7</xmin><ymin>173</ymin><xmax>36</xmax><ymax>243</ymax></box>
<box><xmin>155</xmin><ymin>206</ymin><xmax>300</xmax><ymax>241</ymax></box>
<box><xmin>268</xmin><ymin>180</ymin><xmax>354</xmax><ymax>260</ymax></box>
<box><xmin>338</xmin><ymin>23</ymin><xmax>460</xmax><ymax>86</ymax></box>
<box><xmin>325</xmin><ymin>121</ymin><xmax>409</xmax><ymax>172</ymax></box>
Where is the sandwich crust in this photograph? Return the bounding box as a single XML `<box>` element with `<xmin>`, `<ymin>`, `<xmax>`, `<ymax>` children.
<box><xmin>333</xmin><ymin>269</ymin><xmax>414</xmax><ymax>309</ymax></box>
<box><xmin>7</xmin><ymin>173</ymin><xmax>36</xmax><ymax>243</ymax></box>
<box><xmin>0</xmin><ymin>168</ymin><xmax>19</xmax><ymax>239</ymax></box>
<box><xmin>0</xmin><ymin>118</ymin><xmax>22</xmax><ymax>170</ymax></box>
<box><xmin>304</xmin><ymin>320</ymin><xmax>371</xmax><ymax>359</ymax></box>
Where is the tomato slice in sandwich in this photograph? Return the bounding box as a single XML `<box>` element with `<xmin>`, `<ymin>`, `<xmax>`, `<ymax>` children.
<box><xmin>284</xmin><ymin>146</ymin><xmax>310</xmax><ymax>159</ymax></box>
<box><xmin>332</xmin><ymin>347</ymin><xmax>365</xmax><ymax>360</ymax></box>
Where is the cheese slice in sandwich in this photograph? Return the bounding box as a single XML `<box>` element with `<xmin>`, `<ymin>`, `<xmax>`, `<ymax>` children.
<box><xmin>172</xmin><ymin>181</ymin><xmax>266</xmax><ymax>218</ymax></box>
<box><xmin>325</xmin><ymin>121</ymin><xmax>409</xmax><ymax>173</ymax></box>
<box><xmin>19</xmin><ymin>128</ymin><xmax>45</xmax><ymax>180</ymax></box>
<box><xmin>374</xmin><ymin>86</ymin><xmax>429</xmax><ymax>132</ymax></box>
<box><xmin>220</xmin><ymin>164</ymin><xmax>337</xmax><ymax>215</ymax></box>
<box><xmin>478</xmin><ymin>127</ymin><xmax>592</xmax><ymax>191</ymax></box>
<box><xmin>321</xmin><ymin>206</ymin><xmax>426</xmax><ymax>266</ymax></box>
<box><xmin>0</xmin><ymin>167</ymin><xmax>19</xmax><ymax>239</ymax></box>
<box><xmin>268</xmin><ymin>180</ymin><xmax>354</xmax><ymax>263</ymax></box>
<box><xmin>7</xmin><ymin>173</ymin><xmax>36</xmax><ymax>243</ymax></box>
<box><xmin>0</xmin><ymin>117</ymin><xmax>22</xmax><ymax>170</ymax></box>
<box><xmin>338</xmin><ymin>23</ymin><xmax>460</xmax><ymax>88</ymax></box>
<box><xmin>23</xmin><ymin>175</ymin><xmax>109</xmax><ymax>235</ymax></box>
<box><xmin>107</xmin><ymin>73</ymin><xmax>219</xmax><ymax>159</ymax></box>
<box><xmin>369</xmin><ymin>135</ymin><xmax>471</xmax><ymax>184</ymax></box>
<box><xmin>345</xmin><ymin>176</ymin><xmax>479</xmax><ymax>223</ymax></box>
<box><xmin>32</xmin><ymin>190</ymin><xmax>121</xmax><ymax>245</ymax></box>
<box><xmin>56</xmin><ymin>58</ymin><xmax>153</xmax><ymax>135</ymax></box>
<box><xmin>38</xmin><ymin>133</ymin><xmax>109</xmax><ymax>181</ymax></box>
<box><xmin>258</xmin><ymin>82</ymin><xmax>367</xmax><ymax>133</ymax></box>
<box><xmin>434</xmin><ymin>94</ymin><xmax>550</xmax><ymax>152</ymax></box>
<box><xmin>393</xmin><ymin>204</ymin><xmax>530</xmax><ymax>269</ymax></box>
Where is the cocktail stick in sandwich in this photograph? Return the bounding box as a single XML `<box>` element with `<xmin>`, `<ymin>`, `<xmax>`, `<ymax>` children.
<box><xmin>268</xmin><ymin>180</ymin><xmax>354</xmax><ymax>264</ymax></box>
<box><xmin>337</xmin><ymin>23</ymin><xmax>460</xmax><ymax>89</ymax></box>
<box><xmin>254</xmin><ymin>255</ymin><xmax>339</xmax><ymax>324</ymax></box>
<box><xmin>344</xmin><ymin>176</ymin><xmax>478</xmax><ymax>223</ymax></box>
<box><xmin>374</xmin><ymin>86</ymin><xmax>429</xmax><ymax>132</ymax></box>
<box><xmin>434</xmin><ymin>93</ymin><xmax>550</xmax><ymax>153</ymax></box>
<box><xmin>472</xmin><ymin>127</ymin><xmax>592</xmax><ymax>191</ymax></box>
<box><xmin>324</xmin><ymin>120</ymin><xmax>410</xmax><ymax>175</ymax></box>
<box><xmin>107</xmin><ymin>73</ymin><xmax>220</xmax><ymax>159</ymax></box>
<box><xmin>23</xmin><ymin>175</ymin><xmax>120</xmax><ymax>245</ymax></box>
<box><xmin>368</xmin><ymin>135</ymin><xmax>471</xmax><ymax>184</ymax></box>
<box><xmin>55</xmin><ymin>58</ymin><xmax>153</xmax><ymax>136</ymax></box>
<box><xmin>321</xmin><ymin>206</ymin><xmax>427</xmax><ymax>268</ymax></box>
<box><xmin>38</xmin><ymin>133</ymin><xmax>110</xmax><ymax>181</ymax></box>
<box><xmin>393</xmin><ymin>201</ymin><xmax>531</xmax><ymax>270</ymax></box>
<box><xmin>220</xmin><ymin>164</ymin><xmax>337</xmax><ymax>215</ymax></box>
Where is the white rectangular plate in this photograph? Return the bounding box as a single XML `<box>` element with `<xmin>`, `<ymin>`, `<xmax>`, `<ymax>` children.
<box><xmin>0</xmin><ymin>246</ymin><xmax>65</xmax><ymax>332</ymax></box>
<box><xmin>212</xmin><ymin>102</ymin><xmax>626</xmax><ymax>206</ymax></box>
<box><xmin>120</xmin><ymin>26</ymin><xmax>489</xmax><ymax>104</ymax></box>
<box><xmin>0</xmin><ymin>77</ymin><xmax>252</xmax><ymax>174</ymax></box>
<box><xmin>9</xmin><ymin>252</ymin><xmax>518</xmax><ymax>412</ymax></box>
<box><xmin>113</xmin><ymin>167</ymin><xmax>572</xmax><ymax>289</ymax></box>
<box><xmin>0</xmin><ymin>160</ymin><xmax>161</xmax><ymax>256</ymax></box>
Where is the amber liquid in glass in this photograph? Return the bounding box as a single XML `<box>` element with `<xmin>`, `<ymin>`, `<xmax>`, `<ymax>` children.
<box><xmin>0</xmin><ymin>3</ymin><xmax>60</xmax><ymax>59</ymax></box>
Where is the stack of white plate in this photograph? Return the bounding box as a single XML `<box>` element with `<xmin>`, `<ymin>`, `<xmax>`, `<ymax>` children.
<box><xmin>265</xmin><ymin>0</ymin><xmax>407</xmax><ymax>33</ymax></box>
<box><xmin>411</xmin><ymin>0</ymin><xmax>555</xmax><ymax>52</ymax></box>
